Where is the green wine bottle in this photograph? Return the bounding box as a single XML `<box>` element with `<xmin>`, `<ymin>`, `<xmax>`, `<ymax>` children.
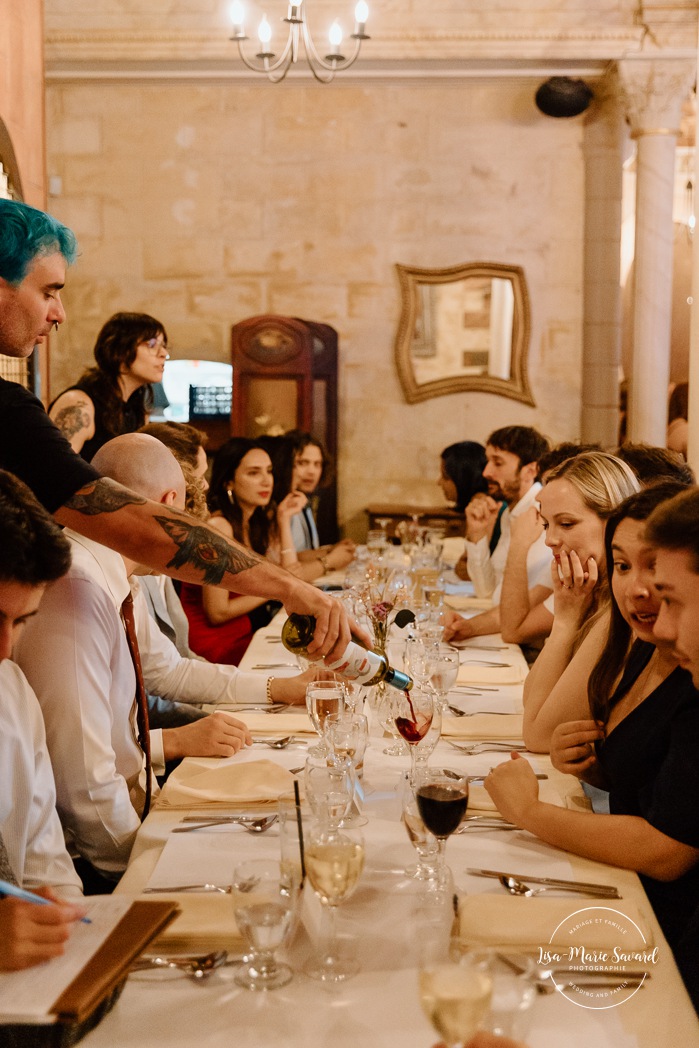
<box><xmin>281</xmin><ymin>614</ymin><xmax>413</xmax><ymax>691</ymax></box>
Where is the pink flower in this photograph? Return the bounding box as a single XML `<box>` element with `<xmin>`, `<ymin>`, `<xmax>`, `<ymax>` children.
<box><xmin>371</xmin><ymin>600</ymin><xmax>394</xmax><ymax>623</ymax></box>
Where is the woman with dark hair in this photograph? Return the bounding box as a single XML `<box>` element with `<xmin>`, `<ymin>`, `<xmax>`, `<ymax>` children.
<box><xmin>438</xmin><ymin>440</ymin><xmax>489</xmax><ymax>513</ymax></box>
<box><xmin>267</xmin><ymin>431</ymin><xmax>355</xmax><ymax>577</ymax></box>
<box><xmin>486</xmin><ymin>481</ymin><xmax>699</xmax><ymax>955</ymax></box>
<box><xmin>49</xmin><ymin>312</ymin><xmax>168</xmax><ymax>461</ymax></box>
<box><xmin>179</xmin><ymin>437</ymin><xmax>307</xmax><ymax>664</ymax></box>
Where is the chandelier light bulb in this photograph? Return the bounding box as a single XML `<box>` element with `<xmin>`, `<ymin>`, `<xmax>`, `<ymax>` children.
<box><xmin>328</xmin><ymin>20</ymin><xmax>343</xmax><ymax>46</ymax></box>
<box><xmin>230</xmin><ymin>0</ymin><xmax>245</xmax><ymax>25</ymax></box>
<box><xmin>355</xmin><ymin>1</ymin><xmax>368</xmax><ymax>23</ymax></box>
<box><xmin>258</xmin><ymin>14</ymin><xmax>272</xmax><ymax>45</ymax></box>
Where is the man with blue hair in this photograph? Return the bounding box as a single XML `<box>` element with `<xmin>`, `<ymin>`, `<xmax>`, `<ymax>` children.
<box><xmin>0</xmin><ymin>198</ymin><xmax>357</xmax><ymax>660</ymax></box>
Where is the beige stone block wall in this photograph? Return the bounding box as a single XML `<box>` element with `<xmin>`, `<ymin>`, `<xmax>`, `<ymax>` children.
<box><xmin>46</xmin><ymin>77</ymin><xmax>585</xmax><ymax>535</ymax></box>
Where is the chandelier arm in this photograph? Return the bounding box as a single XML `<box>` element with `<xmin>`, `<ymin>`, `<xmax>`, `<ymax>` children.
<box><xmin>301</xmin><ymin>24</ymin><xmax>362</xmax><ymax>73</ymax></box>
<box><xmin>234</xmin><ymin>31</ymin><xmax>295</xmax><ymax>76</ymax></box>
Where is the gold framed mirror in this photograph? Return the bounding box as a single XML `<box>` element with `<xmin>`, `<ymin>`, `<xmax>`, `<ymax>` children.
<box><xmin>394</xmin><ymin>261</ymin><xmax>534</xmax><ymax>406</ymax></box>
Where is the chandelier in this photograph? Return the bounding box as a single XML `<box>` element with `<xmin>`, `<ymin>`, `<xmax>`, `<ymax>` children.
<box><xmin>229</xmin><ymin>1</ymin><xmax>370</xmax><ymax>84</ymax></box>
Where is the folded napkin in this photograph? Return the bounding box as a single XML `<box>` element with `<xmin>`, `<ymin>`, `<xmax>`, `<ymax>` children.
<box><xmin>156</xmin><ymin>758</ymin><xmax>296</xmax><ymax>810</ymax></box>
<box><xmin>457</xmin><ymin>895</ymin><xmax>654</xmax><ymax>951</ymax></box>
<box><xmin>445</xmin><ymin>595</ymin><xmax>494</xmax><ymax>611</ymax></box>
<box><xmin>147</xmin><ymin>893</ymin><xmax>244</xmax><ymax>954</ymax></box>
<box><xmin>457</xmin><ymin>663</ymin><xmax>526</xmax><ymax>686</ymax></box>
<box><xmin>237</xmin><ymin>712</ymin><xmax>315</xmax><ymax>736</ymax></box>
<box><xmin>441</xmin><ymin>713</ymin><xmax>523</xmax><ymax>740</ymax></box>
<box><xmin>467</xmin><ymin>780</ymin><xmax>569</xmax><ymax>814</ymax></box>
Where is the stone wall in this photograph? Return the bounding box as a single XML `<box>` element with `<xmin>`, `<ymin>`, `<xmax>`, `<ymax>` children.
<box><xmin>46</xmin><ymin>76</ymin><xmax>587</xmax><ymax>533</ymax></box>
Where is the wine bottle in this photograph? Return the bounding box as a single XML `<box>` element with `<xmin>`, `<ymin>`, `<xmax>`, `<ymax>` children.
<box><xmin>281</xmin><ymin>614</ymin><xmax>413</xmax><ymax>691</ymax></box>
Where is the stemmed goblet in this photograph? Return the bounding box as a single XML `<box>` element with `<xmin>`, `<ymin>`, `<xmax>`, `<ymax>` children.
<box><xmin>305</xmin><ymin>679</ymin><xmax>344</xmax><ymax>757</ymax></box>
<box><xmin>430</xmin><ymin>652</ymin><xmax>459</xmax><ymax>711</ymax></box>
<box><xmin>415</xmin><ymin>769</ymin><xmax>469</xmax><ymax>888</ymax></box>
<box><xmin>305</xmin><ymin>826</ymin><xmax>365</xmax><ymax>983</ymax></box>
<box><xmin>393</xmin><ymin>683</ymin><xmax>434</xmax><ymax>786</ymax></box>
<box><xmin>303</xmin><ymin>755</ymin><xmax>354</xmax><ymax>839</ymax></box>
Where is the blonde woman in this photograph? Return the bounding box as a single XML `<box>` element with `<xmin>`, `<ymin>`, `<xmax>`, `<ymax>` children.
<box><xmin>521</xmin><ymin>451</ymin><xmax>640</xmax><ymax>752</ymax></box>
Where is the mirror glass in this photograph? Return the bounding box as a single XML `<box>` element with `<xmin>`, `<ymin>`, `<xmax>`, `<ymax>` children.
<box><xmin>394</xmin><ymin>261</ymin><xmax>534</xmax><ymax>405</ymax></box>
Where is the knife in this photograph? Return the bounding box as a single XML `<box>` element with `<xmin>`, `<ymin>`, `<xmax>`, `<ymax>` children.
<box><xmin>466</xmin><ymin>868</ymin><xmax>620</xmax><ymax>895</ymax></box>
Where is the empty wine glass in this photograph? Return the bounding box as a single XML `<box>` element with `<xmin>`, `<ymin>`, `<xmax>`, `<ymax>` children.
<box><xmin>232</xmin><ymin>858</ymin><xmax>300</xmax><ymax>991</ymax></box>
<box><xmin>415</xmin><ymin>769</ymin><xmax>469</xmax><ymax>888</ymax></box>
<box><xmin>405</xmin><ymin>636</ymin><xmax>435</xmax><ymax>688</ymax></box>
<box><xmin>402</xmin><ymin>788</ymin><xmax>440</xmax><ymax>882</ymax></box>
<box><xmin>306</xmin><ymin>680</ymin><xmax>344</xmax><ymax>757</ymax></box>
<box><xmin>325</xmin><ymin>712</ymin><xmax>369</xmax><ymax>781</ymax></box>
<box><xmin>304</xmin><ymin>755</ymin><xmax>354</xmax><ymax>838</ymax></box>
<box><xmin>305</xmin><ymin>827</ymin><xmax>365</xmax><ymax>983</ymax></box>
<box><xmin>430</xmin><ymin>652</ymin><xmax>459</xmax><ymax>711</ymax></box>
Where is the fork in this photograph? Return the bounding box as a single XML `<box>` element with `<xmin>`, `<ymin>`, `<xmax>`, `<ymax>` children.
<box><xmin>445</xmin><ymin>740</ymin><xmax>527</xmax><ymax>754</ymax></box>
<box><xmin>447</xmin><ymin>705</ymin><xmax>515</xmax><ymax>718</ymax></box>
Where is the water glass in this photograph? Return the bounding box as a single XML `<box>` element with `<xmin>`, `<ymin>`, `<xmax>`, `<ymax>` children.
<box><xmin>232</xmin><ymin>859</ymin><xmax>300</xmax><ymax>991</ymax></box>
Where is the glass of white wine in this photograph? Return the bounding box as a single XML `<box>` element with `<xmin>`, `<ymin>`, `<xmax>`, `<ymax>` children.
<box><xmin>419</xmin><ymin>961</ymin><xmax>493</xmax><ymax>1046</ymax></box>
<box><xmin>305</xmin><ymin>680</ymin><xmax>344</xmax><ymax>757</ymax></box>
<box><xmin>305</xmin><ymin>828</ymin><xmax>365</xmax><ymax>983</ymax></box>
<box><xmin>232</xmin><ymin>859</ymin><xmax>300</xmax><ymax>991</ymax></box>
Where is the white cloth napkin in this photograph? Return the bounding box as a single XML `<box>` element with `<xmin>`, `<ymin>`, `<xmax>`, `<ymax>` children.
<box><xmin>238</xmin><ymin>712</ymin><xmax>315</xmax><ymax>735</ymax></box>
<box><xmin>441</xmin><ymin>713</ymin><xmax>523</xmax><ymax>740</ymax></box>
<box><xmin>147</xmin><ymin>893</ymin><xmax>245</xmax><ymax>953</ymax></box>
<box><xmin>456</xmin><ymin>663</ymin><xmax>526</xmax><ymax>686</ymax></box>
<box><xmin>458</xmin><ymin>895</ymin><xmax>654</xmax><ymax>950</ymax></box>
<box><xmin>156</xmin><ymin>758</ymin><xmax>296</xmax><ymax>809</ymax></box>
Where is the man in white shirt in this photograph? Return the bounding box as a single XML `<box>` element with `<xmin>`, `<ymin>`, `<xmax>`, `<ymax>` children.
<box><xmin>0</xmin><ymin>471</ymin><xmax>86</xmax><ymax>970</ymax></box>
<box><xmin>446</xmin><ymin>426</ymin><xmax>552</xmax><ymax>643</ymax></box>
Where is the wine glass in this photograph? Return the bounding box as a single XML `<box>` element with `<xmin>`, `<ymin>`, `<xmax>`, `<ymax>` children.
<box><xmin>412</xmin><ymin>701</ymin><xmax>442</xmax><ymax>785</ymax></box>
<box><xmin>231</xmin><ymin>858</ymin><xmax>300</xmax><ymax>991</ymax></box>
<box><xmin>305</xmin><ymin>680</ymin><xmax>344</xmax><ymax>757</ymax></box>
<box><xmin>324</xmin><ymin>712</ymin><xmax>369</xmax><ymax>782</ymax></box>
<box><xmin>419</xmin><ymin>959</ymin><xmax>493</xmax><ymax>1045</ymax></box>
<box><xmin>405</xmin><ymin>635</ymin><xmax>435</xmax><ymax>688</ymax></box>
<box><xmin>415</xmin><ymin>769</ymin><xmax>469</xmax><ymax>888</ymax></box>
<box><xmin>303</xmin><ymin>755</ymin><xmax>354</xmax><ymax>838</ymax></box>
<box><xmin>305</xmin><ymin>827</ymin><xmax>365</xmax><ymax>982</ymax></box>
<box><xmin>376</xmin><ymin>687</ymin><xmax>408</xmax><ymax>756</ymax></box>
<box><xmin>402</xmin><ymin>790</ymin><xmax>440</xmax><ymax>882</ymax></box>
<box><xmin>430</xmin><ymin>652</ymin><xmax>459</xmax><ymax>711</ymax></box>
<box><xmin>393</xmin><ymin>684</ymin><xmax>434</xmax><ymax>785</ymax></box>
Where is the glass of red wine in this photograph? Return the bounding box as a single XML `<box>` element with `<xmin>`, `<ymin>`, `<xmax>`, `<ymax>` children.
<box><xmin>415</xmin><ymin>769</ymin><xmax>469</xmax><ymax>888</ymax></box>
<box><xmin>394</xmin><ymin>684</ymin><xmax>434</xmax><ymax>786</ymax></box>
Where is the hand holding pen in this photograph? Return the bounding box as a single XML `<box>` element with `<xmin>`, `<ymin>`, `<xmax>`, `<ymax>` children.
<box><xmin>0</xmin><ymin>880</ymin><xmax>89</xmax><ymax>972</ymax></box>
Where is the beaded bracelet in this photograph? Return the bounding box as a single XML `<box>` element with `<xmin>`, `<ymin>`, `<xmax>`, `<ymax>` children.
<box><xmin>266</xmin><ymin>676</ymin><xmax>275</xmax><ymax>703</ymax></box>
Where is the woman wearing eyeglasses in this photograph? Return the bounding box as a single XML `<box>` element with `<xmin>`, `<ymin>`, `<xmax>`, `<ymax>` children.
<box><xmin>49</xmin><ymin>312</ymin><xmax>169</xmax><ymax>461</ymax></box>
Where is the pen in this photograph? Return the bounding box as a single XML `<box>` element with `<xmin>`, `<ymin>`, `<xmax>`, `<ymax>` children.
<box><xmin>0</xmin><ymin>878</ymin><xmax>92</xmax><ymax>923</ymax></box>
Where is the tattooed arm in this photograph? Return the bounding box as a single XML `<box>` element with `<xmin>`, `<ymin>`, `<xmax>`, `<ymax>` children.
<box><xmin>53</xmin><ymin>478</ymin><xmax>363</xmax><ymax>659</ymax></box>
<box><xmin>48</xmin><ymin>391</ymin><xmax>95</xmax><ymax>454</ymax></box>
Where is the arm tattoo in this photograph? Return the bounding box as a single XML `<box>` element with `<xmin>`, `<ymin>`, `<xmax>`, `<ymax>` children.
<box><xmin>64</xmin><ymin>478</ymin><xmax>148</xmax><ymax>515</ymax></box>
<box><xmin>155</xmin><ymin>515</ymin><xmax>262</xmax><ymax>585</ymax></box>
<box><xmin>53</xmin><ymin>403</ymin><xmax>91</xmax><ymax>440</ymax></box>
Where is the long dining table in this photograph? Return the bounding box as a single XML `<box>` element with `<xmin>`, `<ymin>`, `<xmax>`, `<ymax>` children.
<box><xmin>79</xmin><ymin>604</ymin><xmax>699</xmax><ymax>1048</ymax></box>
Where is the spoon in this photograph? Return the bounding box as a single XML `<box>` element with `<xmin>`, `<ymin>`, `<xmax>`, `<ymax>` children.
<box><xmin>173</xmin><ymin>814</ymin><xmax>279</xmax><ymax>834</ymax></box>
<box><xmin>251</xmin><ymin>735</ymin><xmax>306</xmax><ymax>749</ymax></box>
<box><xmin>499</xmin><ymin>875</ymin><xmax>615</xmax><ymax>898</ymax></box>
<box><xmin>143</xmin><ymin>883</ymin><xmax>232</xmax><ymax>892</ymax></box>
<box><xmin>131</xmin><ymin>950</ymin><xmax>228</xmax><ymax>978</ymax></box>
<box><xmin>447</xmin><ymin>705</ymin><xmax>513</xmax><ymax>718</ymax></box>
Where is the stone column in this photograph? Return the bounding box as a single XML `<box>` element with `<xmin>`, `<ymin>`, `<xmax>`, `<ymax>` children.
<box><xmin>581</xmin><ymin>70</ymin><xmax>626</xmax><ymax>448</ymax></box>
<box><xmin>618</xmin><ymin>55</ymin><xmax>695</xmax><ymax>446</ymax></box>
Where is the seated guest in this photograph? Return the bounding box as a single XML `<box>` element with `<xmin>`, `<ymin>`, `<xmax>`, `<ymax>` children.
<box><xmin>486</xmin><ymin>482</ymin><xmax>699</xmax><ymax>957</ymax></box>
<box><xmin>48</xmin><ymin>312</ymin><xmax>169</xmax><ymax>461</ymax></box>
<box><xmin>140</xmin><ymin>420</ymin><xmax>210</xmax><ymax>519</ymax></box>
<box><xmin>267</xmin><ymin>431</ymin><xmax>355</xmax><ymax>576</ymax></box>
<box><xmin>13</xmin><ymin>439</ymin><xmax>270</xmax><ymax>890</ymax></box>
<box><xmin>438</xmin><ymin>441</ymin><xmax>501</xmax><ymax>571</ymax></box>
<box><xmin>0</xmin><ymin>472</ymin><xmax>86</xmax><ymax>969</ymax></box>
<box><xmin>444</xmin><ymin>426</ymin><xmax>552</xmax><ymax>642</ymax></box>
<box><xmin>615</xmin><ymin>441</ymin><xmax>694</xmax><ymax>487</ymax></box>
<box><xmin>649</xmin><ymin>486</ymin><xmax>699</xmax><ymax>1011</ymax></box>
<box><xmin>521</xmin><ymin>452</ymin><xmax>640</xmax><ymax>751</ymax></box>
<box><xmin>666</xmin><ymin>381</ymin><xmax>689</xmax><ymax>460</ymax></box>
<box><xmin>181</xmin><ymin>438</ymin><xmax>308</xmax><ymax>665</ymax></box>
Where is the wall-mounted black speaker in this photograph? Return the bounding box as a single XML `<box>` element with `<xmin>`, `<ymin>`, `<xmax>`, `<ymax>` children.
<box><xmin>535</xmin><ymin>77</ymin><xmax>594</xmax><ymax>118</ymax></box>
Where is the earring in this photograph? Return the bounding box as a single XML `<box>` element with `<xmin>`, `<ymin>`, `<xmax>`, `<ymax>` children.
<box><xmin>227</xmin><ymin>488</ymin><xmax>236</xmax><ymax>505</ymax></box>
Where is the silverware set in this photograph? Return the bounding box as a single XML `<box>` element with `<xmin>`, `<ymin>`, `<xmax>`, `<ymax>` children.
<box><xmin>172</xmin><ymin>814</ymin><xmax>279</xmax><ymax>834</ymax></box>
<box><xmin>466</xmin><ymin>868</ymin><xmax>621</xmax><ymax>898</ymax></box>
<box><xmin>130</xmin><ymin>949</ymin><xmax>228</xmax><ymax>979</ymax></box>
<box><xmin>446</xmin><ymin>740</ymin><xmax>527</xmax><ymax>754</ymax></box>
